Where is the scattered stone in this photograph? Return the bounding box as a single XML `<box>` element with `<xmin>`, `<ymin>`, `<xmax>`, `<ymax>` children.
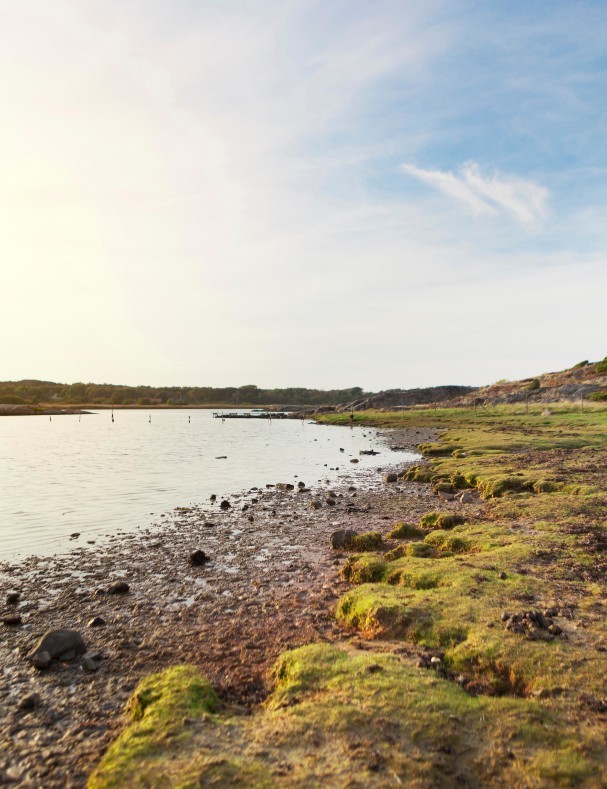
<box><xmin>107</xmin><ymin>581</ymin><xmax>130</xmax><ymax>595</ymax></box>
<box><xmin>350</xmin><ymin>459</ymin><xmax>359</xmax><ymax>464</ymax></box>
<box><xmin>215</xmin><ymin>456</ymin><xmax>227</xmax><ymax>459</ymax></box>
<box><xmin>276</xmin><ymin>483</ymin><xmax>295</xmax><ymax>491</ymax></box>
<box><xmin>17</xmin><ymin>692</ymin><xmax>41</xmax><ymax>711</ymax></box>
<box><xmin>81</xmin><ymin>651</ymin><xmax>103</xmax><ymax>673</ymax></box>
<box><xmin>6</xmin><ymin>591</ymin><xmax>20</xmax><ymax>604</ymax></box>
<box><xmin>189</xmin><ymin>550</ymin><xmax>210</xmax><ymax>567</ymax></box>
<box><xmin>330</xmin><ymin>529</ymin><xmax>358</xmax><ymax>549</ymax></box>
<box><xmin>325</xmin><ymin>497</ymin><xmax>336</xmax><ymax>506</ymax></box>
<box><xmin>437</xmin><ymin>491</ymin><xmax>455</xmax><ymax>502</ymax></box>
<box><xmin>383</xmin><ymin>473</ymin><xmax>398</xmax><ymax>483</ymax></box>
<box><xmin>459</xmin><ymin>491</ymin><xmax>476</xmax><ymax>503</ymax></box>
<box><xmin>220</xmin><ymin>500</ymin><xmax>231</xmax><ymax>510</ymax></box>
<box><xmin>87</xmin><ymin>616</ymin><xmax>106</xmax><ymax>628</ymax></box>
<box><xmin>297</xmin><ymin>481</ymin><xmax>306</xmax><ymax>488</ymax></box>
<box><xmin>29</xmin><ymin>629</ymin><xmax>87</xmax><ymax>670</ymax></box>
<box><xmin>309</xmin><ymin>500</ymin><xmax>322</xmax><ymax>510</ymax></box>
<box><xmin>2</xmin><ymin>614</ymin><xmax>22</xmax><ymax>626</ymax></box>
<box><xmin>505</xmin><ymin>610</ymin><xmax>562</xmax><ymax>640</ymax></box>
<box><xmin>360</xmin><ymin>450</ymin><xmax>380</xmax><ymax>456</ymax></box>
<box><xmin>499</xmin><ymin>571</ymin><xmax>507</xmax><ymax>580</ymax></box>
<box><xmin>70</xmin><ymin>532</ymin><xmax>80</xmax><ymax>539</ymax></box>
<box><xmin>210</xmin><ymin>494</ymin><xmax>216</xmax><ymax>502</ymax></box>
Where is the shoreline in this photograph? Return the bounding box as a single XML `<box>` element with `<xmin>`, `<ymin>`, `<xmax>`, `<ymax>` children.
<box><xmin>0</xmin><ymin>426</ymin><xmax>435</xmax><ymax>787</ymax></box>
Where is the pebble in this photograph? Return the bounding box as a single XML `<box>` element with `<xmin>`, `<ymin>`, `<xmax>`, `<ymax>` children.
<box><xmin>17</xmin><ymin>693</ymin><xmax>41</xmax><ymax>711</ymax></box>
<box><xmin>1</xmin><ymin>614</ymin><xmax>22</xmax><ymax>626</ymax></box>
<box><xmin>107</xmin><ymin>581</ymin><xmax>130</xmax><ymax>595</ymax></box>
<box><xmin>189</xmin><ymin>550</ymin><xmax>210</xmax><ymax>567</ymax></box>
<box><xmin>87</xmin><ymin>616</ymin><xmax>106</xmax><ymax>628</ymax></box>
<box><xmin>6</xmin><ymin>592</ymin><xmax>20</xmax><ymax>605</ymax></box>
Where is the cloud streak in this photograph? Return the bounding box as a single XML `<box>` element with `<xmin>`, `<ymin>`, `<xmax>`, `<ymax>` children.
<box><xmin>402</xmin><ymin>162</ymin><xmax>548</xmax><ymax>224</ymax></box>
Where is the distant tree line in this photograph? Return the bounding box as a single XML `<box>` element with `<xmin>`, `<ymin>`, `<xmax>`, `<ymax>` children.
<box><xmin>0</xmin><ymin>380</ymin><xmax>369</xmax><ymax>407</ymax></box>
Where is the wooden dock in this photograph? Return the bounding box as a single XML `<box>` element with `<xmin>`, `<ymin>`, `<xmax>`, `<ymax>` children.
<box><xmin>212</xmin><ymin>411</ymin><xmax>291</xmax><ymax>419</ymax></box>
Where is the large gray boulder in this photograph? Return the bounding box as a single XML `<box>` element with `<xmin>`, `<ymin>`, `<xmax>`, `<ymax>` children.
<box><xmin>29</xmin><ymin>629</ymin><xmax>86</xmax><ymax>670</ymax></box>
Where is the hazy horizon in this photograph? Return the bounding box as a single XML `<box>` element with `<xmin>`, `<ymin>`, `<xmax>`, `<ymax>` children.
<box><xmin>2</xmin><ymin>2</ymin><xmax>606</xmax><ymax>390</ymax></box>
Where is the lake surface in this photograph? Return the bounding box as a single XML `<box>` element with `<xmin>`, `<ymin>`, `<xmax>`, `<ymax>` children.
<box><xmin>0</xmin><ymin>409</ymin><xmax>416</xmax><ymax>559</ymax></box>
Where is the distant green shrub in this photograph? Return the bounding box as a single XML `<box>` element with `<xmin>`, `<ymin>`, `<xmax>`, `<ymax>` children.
<box><xmin>573</xmin><ymin>360</ymin><xmax>589</xmax><ymax>368</ymax></box>
<box><xmin>596</xmin><ymin>357</ymin><xmax>607</xmax><ymax>375</ymax></box>
<box><xmin>0</xmin><ymin>395</ymin><xmax>25</xmax><ymax>404</ymax></box>
<box><xmin>588</xmin><ymin>391</ymin><xmax>607</xmax><ymax>401</ymax></box>
<box><xmin>526</xmin><ymin>379</ymin><xmax>541</xmax><ymax>391</ymax></box>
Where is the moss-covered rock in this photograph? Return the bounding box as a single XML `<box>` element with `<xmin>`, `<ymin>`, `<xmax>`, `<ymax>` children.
<box><xmin>388</xmin><ymin>521</ymin><xmax>425</xmax><ymax>540</ymax></box>
<box><xmin>420</xmin><ymin>511</ymin><xmax>466</xmax><ymax>530</ymax></box>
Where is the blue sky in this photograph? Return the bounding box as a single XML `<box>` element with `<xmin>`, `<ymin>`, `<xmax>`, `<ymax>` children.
<box><xmin>1</xmin><ymin>0</ymin><xmax>606</xmax><ymax>389</ymax></box>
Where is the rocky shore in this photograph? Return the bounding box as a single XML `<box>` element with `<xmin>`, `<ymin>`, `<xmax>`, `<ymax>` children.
<box><xmin>0</xmin><ymin>427</ymin><xmax>437</xmax><ymax>788</ymax></box>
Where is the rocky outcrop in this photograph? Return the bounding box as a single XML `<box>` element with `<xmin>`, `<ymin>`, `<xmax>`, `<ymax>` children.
<box><xmin>335</xmin><ymin>386</ymin><xmax>477</xmax><ymax>412</ymax></box>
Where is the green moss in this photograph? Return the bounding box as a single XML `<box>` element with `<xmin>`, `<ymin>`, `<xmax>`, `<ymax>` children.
<box><xmin>424</xmin><ymin>532</ymin><xmax>473</xmax><ymax>554</ymax></box>
<box><xmin>420</xmin><ymin>511</ymin><xmax>465</xmax><ymax>530</ymax></box>
<box><xmin>348</xmin><ymin>531</ymin><xmax>384</xmax><ymax>551</ymax></box>
<box><xmin>341</xmin><ymin>554</ymin><xmax>387</xmax><ymax>583</ymax></box>
<box><xmin>405</xmin><ymin>541</ymin><xmax>436</xmax><ymax>558</ymax></box>
<box><xmin>404</xmin><ymin>465</ymin><xmax>434</xmax><ymax>483</ymax></box>
<box><xmin>388</xmin><ymin>521</ymin><xmax>425</xmax><ymax>540</ymax></box>
<box><xmin>88</xmin><ymin>666</ymin><xmax>221</xmax><ymax>788</ymax></box>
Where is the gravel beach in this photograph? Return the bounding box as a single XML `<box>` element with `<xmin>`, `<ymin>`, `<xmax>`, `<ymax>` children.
<box><xmin>0</xmin><ymin>427</ymin><xmax>440</xmax><ymax>788</ymax></box>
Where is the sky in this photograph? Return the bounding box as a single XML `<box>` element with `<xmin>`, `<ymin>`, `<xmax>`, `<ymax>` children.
<box><xmin>1</xmin><ymin>0</ymin><xmax>606</xmax><ymax>391</ymax></box>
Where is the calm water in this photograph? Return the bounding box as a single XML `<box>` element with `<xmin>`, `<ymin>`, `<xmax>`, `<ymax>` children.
<box><xmin>0</xmin><ymin>409</ymin><xmax>416</xmax><ymax>559</ymax></box>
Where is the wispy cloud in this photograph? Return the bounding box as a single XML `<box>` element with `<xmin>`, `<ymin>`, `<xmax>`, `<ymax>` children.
<box><xmin>402</xmin><ymin>161</ymin><xmax>549</xmax><ymax>224</ymax></box>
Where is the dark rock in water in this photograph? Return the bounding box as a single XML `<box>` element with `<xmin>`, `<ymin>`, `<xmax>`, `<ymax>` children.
<box><xmin>251</xmin><ymin>498</ymin><xmax>259</xmax><ymax>504</ymax></box>
<box><xmin>220</xmin><ymin>500</ymin><xmax>231</xmax><ymax>510</ymax></box>
<box><xmin>297</xmin><ymin>481</ymin><xmax>306</xmax><ymax>488</ymax></box>
<box><xmin>210</xmin><ymin>494</ymin><xmax>217</xmax><ymax>502</ymax></box>
<box><xmin>70</xmin><ymin>532</ymin><xmax>80</xmax><ymax>539</ymax></box>
<box><xmin>6</xmin><ymin>591</ymin><xmax>20</xmax><ymax>604</ymax></box>
<box><xmin>326</xmin><ymin>497</ymin><xmax>336</xmax><ymax>506</ymax></box>
<box><xmin>2</xmin><ymin>614</ymin><xmax>22</xmax><ymax>626</ymax></box>
<box><xmin>189</xmin><ymin>549</ymin><xmax>210</xmax><ymax>567</ymax></box>
<box><xmin>215</xmin><ymin>456</ymin><xmax>228</xmax><ymax>459</ymax></box>
<box><xmin>330</xmin><ymin>529</ymin><xmax>358</xmax><ymax>549</ymax></box>
<box><xmin>107</xmin><ymin>581</ymin><xmax>130</xmax><ymax>595</ymax></box>
<box><xmin>29</xmin><ymin>629</ymin><xmax>86</xmax><ymax>670</ymax></box>
<box><xmin>242</xmin><ymin>504</ymin><xmax>249</xmax><ymax>511</ymax></box>
<box><xmin>350</xmin><ymin>458</ymin><xmax>359</xmax><ymax>464</ymax></box>
<box><xmin>17</xmin><ymin>692</ymin><xmax>41</xmax><ymax>711</ymax></box>
<box><xmin>276</xmin><ymin>483</ymin><xmax>295</xmax><ymax>491</ymax></box>
<box><xmin>88</xmin><ymin>616</ymin><xmax>106</xmax><ymax>628</ymax></box>
<box><xmin>383</xmin><ymin>473</ymin><xmax>398</xmax><ymax>483</ymax></box>
<box><xmin>297</xmin><ymin>487</ymin><xmax>310</xmax><ymax>494</ymax></box>
<box><xmin>309</xmin><ymin>500</ymin><xmax>322</xmax><ymax>510</ymax></box>
<box><xmin>360</xmin><ymin>450</ymin><xmax>380</xmax><ymax>456</ymax></box>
